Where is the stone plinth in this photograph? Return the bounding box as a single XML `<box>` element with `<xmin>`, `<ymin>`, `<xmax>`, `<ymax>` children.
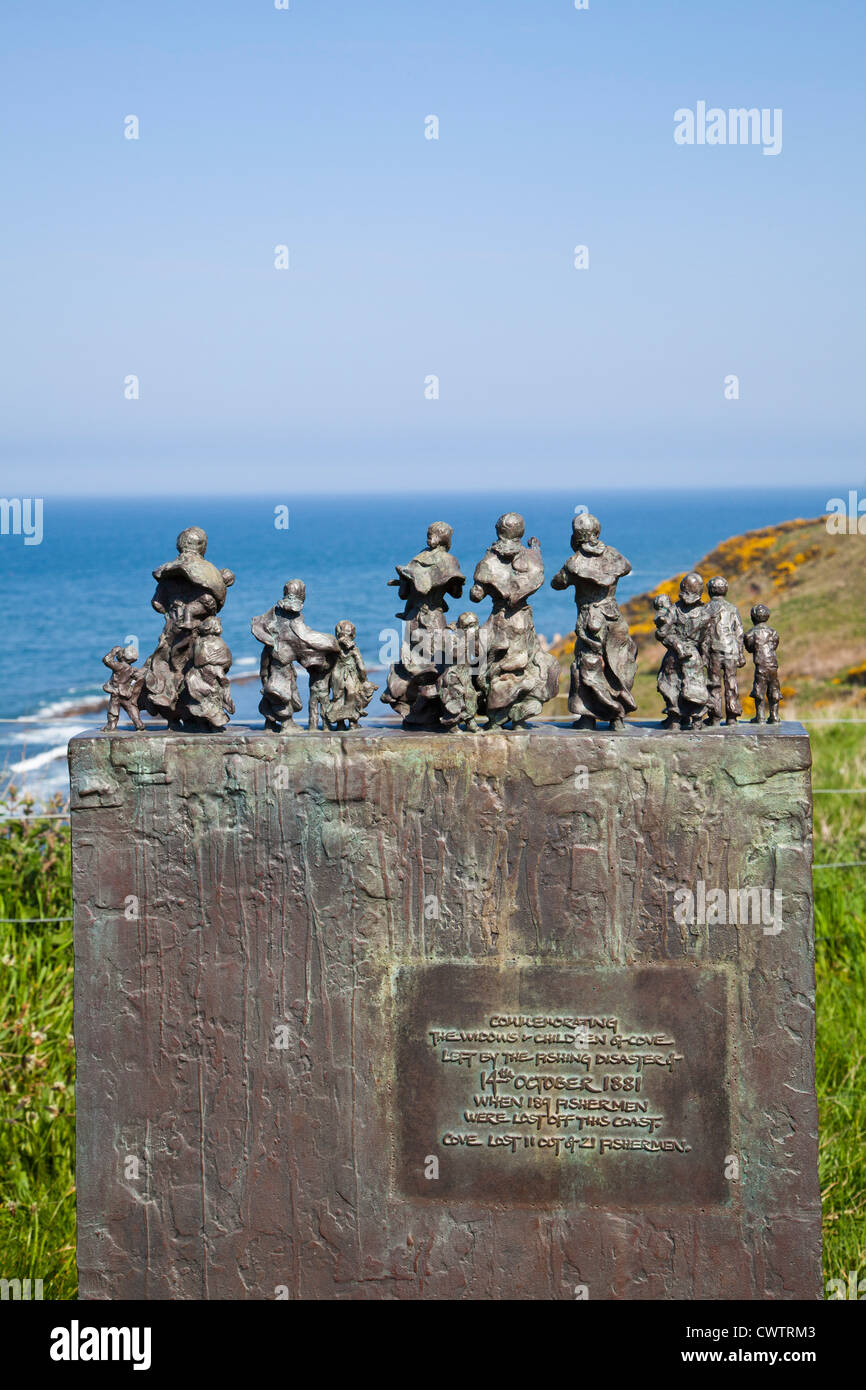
<box><xmin>69</xmin><ymin>721</ymin><xmax>821</xmax><ymax>1300</ymax></box>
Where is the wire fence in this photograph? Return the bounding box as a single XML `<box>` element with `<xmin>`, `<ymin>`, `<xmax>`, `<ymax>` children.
<box><xmin>1</xmin><ymin>714</ymin><xmax>863</xmax><ymax>925</ymax></box>
<box><xmin>0</xmin><ymin>917</ymin><xmax>73</xmax><ymax>924</ymax></box>
<box><xmin>0</xmin><ymin>814</ymin><xmax>69</xmax><ymax>822</ymax></box>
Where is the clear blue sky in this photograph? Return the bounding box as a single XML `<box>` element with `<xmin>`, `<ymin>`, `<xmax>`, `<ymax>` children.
<box><xmin>1</xmin><ymin>0</ymin><xmax>863</xmax><ymax>494</ymax></box>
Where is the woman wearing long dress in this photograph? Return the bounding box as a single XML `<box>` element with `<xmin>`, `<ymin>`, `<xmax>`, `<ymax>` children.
<box><xmin>551</xmin><ymin>513</ymin><xmax>637</xmax><ymax>730</ymax></box>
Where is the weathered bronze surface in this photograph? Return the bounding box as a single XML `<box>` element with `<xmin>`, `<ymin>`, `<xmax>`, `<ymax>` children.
<box><xmin>325</xmin><ymin>621</ymin><xmax>378</xmax><ymax>730</ymax></box>
<box><xmin>438</xmin><ymin>612</ymin><xmax>483</xmax><ymax>731</ymax></box>
<box><xmin>251</xmin><ymin>579</ymin><xmax>339</xmax><ymax>731</ymax></box>
<box><xmin>705</xmin><ymin>575</ymin><xmax>746</xmax><ymax>726</ymax></box>
<box><xmin>471</xmin><ymin>513</ymin><xmax>560</xmax><ymax>729</ymax></box>
<box><xmin>70</xmin><ymin>723</ymin><xmax>820</xmax><ymax>1299</ymax></box>
<box><xmin>651</xmin><ymin>574</ymin><xmax>783</xmax><ymax>731</ymax></box>
<box><xmin>142</xmin><ymin>526</ymin><xmax>235</xmax><ymax>731</ymax></box>
<box><xmin>101</xmin><ymin>644</ymin><xmax>145</xmax><ymax>732</ymax></box>
<box><xmin>654</xmin><ymin>572</ymin><xmax>712</xmax><ymax>729</ymax></box>
<box><xmin>381</xmin><ymin>522</ymin><xmax>466</xmax><ymax>727</ymax></box>
<box><xmin>551</xmin><ymin>513</ymin><xmax>637</xmax><ymax>730</ymax></box>
<box><xmin>746</xmin><ymin>604</ymin><xmax>782</xmax><ymax>724</ymax></box>
<box><xmin>396</xmin><ymin>962</ymin><xmax>729</xmax><ymax>1206</ymax></box>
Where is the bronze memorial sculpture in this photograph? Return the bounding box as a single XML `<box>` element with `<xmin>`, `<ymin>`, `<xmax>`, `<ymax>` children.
<box><xmin>470</xmin><ymin>512</ymin><xmax>560</xmax><ymax>730</ymax></box>
<box><xmin>550</xmin><ymin>512</ymin><xmax>637</xmax><ymax>730</ymax></box>
<box><xmin>650</xmin><ymin>572</ymin><xmax>781</xmax><ymax>732</ymax></box>
<box><xmin>746</xmin><ymin>602</ymin><xmax>782</xmax><ymax>724</ymax></box>
<box><xmin>653</xmin><ymin>572</ymin><xmax>712</xmax><ymax>730</ymax></box>
<box><xmin>437</xmin><ymin>611</ymin><xmax>483</xmax><ymax>732</ymax></box>
<box><xmin>73</xmin><ymin>505</ymin><xmax>819</xmax><ymax>1303</ymax></box>
<box><xmin>184</xmin><ymin>615</ymin><xmax>234</xmax><ymax>731</ymax></box>
<box><xmin>101</xmin><ymin>643</ymin><xmax>146</xmax><ymax>732</ymax></box>
<box><xmin>251</xmin><ymin>580</ymin><xmax>339</xmax><ymax>732</ymax></box>
<box><xmin>325</xmin><ymin>620</ymin><xmax>378</xmax><ymax>730</ymax></box>
<box><xmin>381</xmin><ymin>522</ymin><xmax>466</xmax><ymax>727</ymax></box>
<box><xmin>705</xmin><ymin>575</ymin><xmax>745</xmax><ymax>726</ymax></box>
<box><xmin>101</xmin><ymin>512</ymin><xmax>788</xmax><ymax>738</ymax></box>
<box><xmin>142</xmin><ymin>526</ymin><xmax>236</xmax><ymax>731</ymax></box>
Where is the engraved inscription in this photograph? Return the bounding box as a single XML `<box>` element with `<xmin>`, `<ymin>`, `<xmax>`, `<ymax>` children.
<box><xmin>395</xmin><ymin>963</ymin><xmax>730</xmax><ymax>1205</ymax></box>
<box><xmin>430</xmin><ymin>1013</ymin><xmax>691</xmax><ymax>1159</ymax></box>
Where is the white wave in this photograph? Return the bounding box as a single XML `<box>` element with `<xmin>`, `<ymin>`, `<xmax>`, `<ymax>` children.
<box><xmin>7</xmin><ymin>720</ymin><xmax>96</xmax><ymax>747</ymax></box>
<box><xmin>13</xmin><ymin>694</ymin><xmax>105</xmax><ymax>722</ymax></box>
<box><xmin>9</xmin><ymin>733</ymin><xmax>87</xmax><ymax>773</ymax></box>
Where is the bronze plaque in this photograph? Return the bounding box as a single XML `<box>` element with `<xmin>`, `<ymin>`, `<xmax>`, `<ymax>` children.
<box><xmin>395</xmin><ymin>962</ymin><xmax>731</xmax><ymax>1206</ymax></box>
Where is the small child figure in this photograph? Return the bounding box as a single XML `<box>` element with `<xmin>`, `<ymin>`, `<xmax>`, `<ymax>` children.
<box><xmin>744</xmin><ymin>603</ymin><xmax>781</xmax><ymax>724</ymax></box>
<box><xmin>653</xmin><ymin>592</ymin><xmax>672</xmax><ymax>632</ymax></box>
<box><xmin>653</xmin><ymin>595</ymin><xmax>678</xmax><ymax>729</ymax></box>
<box><xmin>705</xmin><ymin>575</ymin><xmax>745</xmax><ymax>726</ymax></box>
<box><xmin>102</xmin><ymin>643</ymin><xmax>146</xmax><ymax>731</ymax></box>
<box><xmin>185</xmin><ymin>616</ymin><xmax>235</xmax><ymax>730</ymax></box>
<box><xmin>439</xmin><ymin>612</ymin><xmax>483</xmax><ymax>732</ymax></box>
<box><xmin>326</xmin><ymin>621</ymin><xmax>378</xmax><ymax>730</ymax></box>
<box><xmin>653</xmin><ymin>576</ymin><xmax>711</xmax><ymax>731</ymax></box>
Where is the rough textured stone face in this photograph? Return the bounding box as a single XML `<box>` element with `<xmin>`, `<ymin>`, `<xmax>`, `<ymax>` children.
<box><xmin>69</xmin><ymin>722</ymin><xmax>821</xmax><ymax>1300</ymax></box>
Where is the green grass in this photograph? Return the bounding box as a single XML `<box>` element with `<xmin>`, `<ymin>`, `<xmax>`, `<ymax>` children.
<box><xmin>0</xmin><ymin>787</ymin><xmax>75</xmax><ymax>1299</ymax></box>
<box><xmin>0</xmin><ymin>726</ymin><xmax>863</xmax><ymax>1300</ymax></box>
<box><xmin>810</xmin><ymin>720</ymin><xmax>866</xmax><ymax>1288</ymax></box>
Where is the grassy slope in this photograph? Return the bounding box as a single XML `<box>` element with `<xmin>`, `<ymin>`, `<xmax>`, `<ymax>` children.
<box><xmin>1</xmin><ymin>517</ymin><xmax>864</xmax><ymax>1297</ymax></box>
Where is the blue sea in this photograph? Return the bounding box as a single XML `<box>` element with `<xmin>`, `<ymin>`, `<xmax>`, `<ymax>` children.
<box><xmin>0</xmin><ymin>488</ymin><xmax>831</xmax><ymax>800</ymax></box>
